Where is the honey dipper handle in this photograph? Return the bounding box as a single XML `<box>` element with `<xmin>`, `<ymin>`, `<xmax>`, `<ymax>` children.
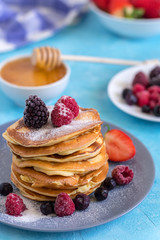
<box><xmin>62</xmin><ymin>55</ymin><xmax>159</xmax><ymax>66</ymax></box>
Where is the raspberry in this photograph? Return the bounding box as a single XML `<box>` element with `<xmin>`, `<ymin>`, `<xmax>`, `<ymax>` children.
<box><xmin>51</xmin><ymin>103</ymin><xmax>74</xmax><ymax>127</ymax></box>
<box><xmin>148</xmin><ymin>86</ymin><xmax>160</xmax><ymax>93</ymax></box>
<box><xmin>149</xmin><ymin>92</ymin><xmax>159</xmax><ymax>102</ymax></box>
<box><xmin>149</xmin><ymin>100</ymin><xmax>157</xmax><ymax>109</ymax></box>
<box><xmin>54</xmin><ymin>192</ymin><xmax>75</xmax><ymax>217</ymax></box>
<box><xmin>23</xmin><ymin>95</ymin><xmax>49</xmax><ymax>129</ymax></box>
<box><xmin>132</xmin><ymin>83</ymin><xmax>145</xmax><ymax>95</ymax></box>
<box><xmin>137</xmin><ymin>90</ymin><xmax>149</xmax><ymax>107</ymax></box>
<box><xmin>112</xmin><ymin>165</ymin><xmax>134</xmax><ymax>185</ymax></box>
<box><xmin>132</xmin><ymin>72</ymin><xmax>149</xmax><ymax>87</ymax></box>
<box><xmin>5</xmin><ymin>193</ymin><xmax>26</xmax><ymax>216</ymax></box>
<box><xmin>57</xmin><ymin>96</ymin><xmax>79</xmax><ymax>118</ymax></box>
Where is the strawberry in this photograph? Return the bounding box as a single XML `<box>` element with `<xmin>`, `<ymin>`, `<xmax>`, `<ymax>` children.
<box><xmin>104</xmin><ymin>129</ymin><xmax>136</xmax><ymax>162</ymax></box>
<box><xmin>92</xmin><ymin>0</ymin><xmax>110</xmax><ymax>11</ymax></box>
<box><xmin>131</xmin><ymin>0</ymin><xmax>160</xmax><ymax>18</ymax></box>
<box><xmin>108</xmin><ymin>0</ymin><xmax>133</xmax><ymax>17</ymax></box>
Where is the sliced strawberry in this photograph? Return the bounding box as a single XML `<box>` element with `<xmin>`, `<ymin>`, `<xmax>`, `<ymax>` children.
<box><xmin>104</xmin><ymin>129</ymin><xmax>136</xmax><ymax>162</ymax></box>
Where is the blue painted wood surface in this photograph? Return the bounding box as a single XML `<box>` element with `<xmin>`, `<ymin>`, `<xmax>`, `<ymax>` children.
<box><xmin>0</xmin><ymin>11</ymin><xmax>160</xmax><ymax>240</ymax></box>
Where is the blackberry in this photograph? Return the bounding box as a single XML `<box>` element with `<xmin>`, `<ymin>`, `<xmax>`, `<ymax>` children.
<box><xmin>150</xmin><ymin>66</ymin><xmax>160</xmax><ymax>80</ymax></box>
<box><xmin>153</xmin><ymin>105</ymin><xmax>160</xmax><ymax>117</ymax></box>
<box><xmin>23</xmin><ymin>95</ymin><xmax>49</xmax><ymax>129</ymax></box>
<box><xmin>40</xmin><ymin>202</ymin><xmax>54</xmax><ymax>215</ymax></box>
<box><xmin>74</xmin><ymin>194</ymin><xmax>90</xmax><ymax>211</ymax></box>
<box><xmin>0</xmin><ymin>183</ymin><xmax>13</xmax><ymax>196</ymax></box>
<box><xmin>103</xmin><ymin>177</ymin><xmax>116</xmax><ymax>190</ymax></box>
<box><xmin>94</xmin><ymin>187</ymin><xmax>108</xmax><ymax>201</ymax></box>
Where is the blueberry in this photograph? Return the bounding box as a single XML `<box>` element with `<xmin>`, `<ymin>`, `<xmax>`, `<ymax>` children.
<box><xmin>153</xmin><ymin>105</ymin><xmax>160</xmax><ymax>117</ymax></box>
<box><xmin>150</xmin><ymin>66</ymin><xmax>160</xmax><ymax>80</ymax></box>
<box><xmin>94</xmin><ymin>187</ymin><xmax>108</xmax><ymax>201</ymax></box>
<box><xmin>122</xmin><ymin>88</ymin><xmax>132</xmax><ymax>99</ymax></box>
<box><xmin>103</xmin><ymin>177</ymin><xmax>116</xmax><ymax>190</ymax></box>
<box><xmin>40</xmin><ymin>202</ymin><xmax>54</xmax><ymax>215</ymax></box>
<box><xmin>126</xmin><ymin>93</ymin><xmax>138</xmax><ymax>105</ymax></box>
<box><xmin>74</xmin><ymin>193</ymin><xmax>90</xmax><ymax>211</ymax></box>
<box><xmin>142</xmin><ymin>105</ymin><xmax>151</xmax><ymax>114</ymax></box>
<box><xmin>0</xmin><ymin>183</ymin><xmax>13</xmax><ymax>196</ymax></box>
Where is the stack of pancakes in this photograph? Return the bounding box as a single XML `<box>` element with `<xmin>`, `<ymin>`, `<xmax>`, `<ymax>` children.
<box><xmin>3</xmin><ymin>107</ymin><xmax>109</xmax><ymax>201</ymax></box>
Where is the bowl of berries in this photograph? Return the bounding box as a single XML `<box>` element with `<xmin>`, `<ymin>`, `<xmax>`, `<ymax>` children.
<box><xmin>108</xmin><ymin>63</ymin><xmax>160</xmax><ymax>121</ymax></box>
<box><xmin>91</xmin><ymin>0</ymin><xmax>160</xmax><ymax>38</ymax></box>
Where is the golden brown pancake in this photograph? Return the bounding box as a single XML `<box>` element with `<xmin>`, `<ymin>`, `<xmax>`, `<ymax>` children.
<box><xmin>7</xmin><ymin>126</ymin><xmax>101</xmax><ymax>158</ymax></box>
<box><xmin>11</xmin><ymin>161</ymin><xmax>108</xmax><ymax>200</ymax></box>
<box><xmin>18</xmin><ymin>134</ymin><xmax>104</xmax><ymax>163</ymax></box>
<box><xmin>12</xmin><ymin>160</ymin><xmax>109</xmax><ymax>189</ymax></box>
<box><xmin>12</xmin><ymin>145</ymin><xmax>107</xmax><ymax>176</ymax></box>
<box><xmin>3</xmin><ymin>108</ymin><xmax>102</xmax><ymax>147</ymax></box>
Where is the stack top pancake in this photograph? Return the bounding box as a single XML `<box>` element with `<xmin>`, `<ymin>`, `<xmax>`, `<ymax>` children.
<box><xmin>3</xmin><ymin>107</ymin><xmax>102</xmax><ymax>147</ymax></box>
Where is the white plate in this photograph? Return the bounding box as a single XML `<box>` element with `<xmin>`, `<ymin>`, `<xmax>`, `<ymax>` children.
<box><xmin>108</xmin><ymin>63</ymin><xmax>160</xmax><ymax>122</ymax></box>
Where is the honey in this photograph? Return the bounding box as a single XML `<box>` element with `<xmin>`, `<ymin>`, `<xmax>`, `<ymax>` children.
<box><xmin>0</xmin><ymin>57</ymin><xmax>66</xmax><ymax>87</ymax></box>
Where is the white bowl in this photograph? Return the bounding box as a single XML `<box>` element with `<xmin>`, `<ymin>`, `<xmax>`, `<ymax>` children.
<box><xmin>0</xmin><ymin>55</ymin><xmax>70</xmax><ymax>107</ymax></box>
<box><xmin>91</xmin><ymin>2</ymin><xmax>160</xmax><ymax>38</ymax></box>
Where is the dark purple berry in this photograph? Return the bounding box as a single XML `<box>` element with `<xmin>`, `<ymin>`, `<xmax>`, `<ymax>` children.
<box><xmin>122</xmin><ymin>88</ymin><xmax>132</xmax><ymax>99</ymax></box>
<box><xmin>0</xmin><ymin>183</ymin><xmax>13</xmax><ymax>196</ymax></box>
<box><xmin>23</xmin><ymin>95</ymin><xmax>49</xmax><ymax>129</ymax></box>
<box><xmin>74</xmin><ymin>193</ymin><xmax>90</xmax><ymax>211</ymax></box>
<box><xmin>103</xmin><ymin>177</ymin><xmax>116</xmax><ymax>190</ymax></box>
<box><xmin>94</xmin><ymin>187</ymin><xmax>108</xmax><ymax>201</ymax></box>
<box><xmin>132</xmin><ymin>72</ymin><xmax>149</xmax><ymax>87</ymax></box>
<box><xmin>40</xmin><ymin>202</ymin><xmax>54</xmax><ymax>215</ymax></box>
<box><xmin>153</xmin><ymin>105</ymin><xmax>160</xmax><ymax>117</ymax></box>
<box><xmin>126</xmin><ymin>93</ymin><xmax>138</xmax><ymax>105</ymax></box>
<box><xmin>150</xmin><ymin>66</ymin><xmax>160</xmax><ymax>80</ymax></box>
<box><xmin>142</xmin><ymin>105</ymin><xmax>151</xmax><ymax>114</ymax></box>
<box><xmin>149</xmin><ymin>75</ymin><xmax>160</xmax><ymax>86</ymax></box>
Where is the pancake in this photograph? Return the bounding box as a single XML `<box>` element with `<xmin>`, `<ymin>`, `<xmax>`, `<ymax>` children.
<box><xmin>19</xmin><ymin>135</ymin><xmax>103</xmax><ymax>163</ymax></box>
<box><xmin>7</xmin><ymin>126</ymin><xmax>101</xmax><ymax>158</ymax></box>
<box><xmin>12</xmin><ymin>161</ymin><xmax>109</xmax><ymax>189</ymax></box>
<box><xmin>11</xmin><ymin>161</ymin><xmax>108</xmax><ymax>200</ymax></box>
<box><xmin>12</xmin><ymin>145</ymin><xmax>107</xmax><ymax>176</ymax></box>
<box><xmin>3</xmin><ymin>107</ymin><xmax>102</xmax><ymax>147</ymax></box>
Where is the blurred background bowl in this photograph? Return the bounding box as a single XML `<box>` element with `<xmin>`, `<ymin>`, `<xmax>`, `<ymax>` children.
<box><xmin>0</xmin><ymin>55</ymin><xmax>70</xmax><ymax>107</ymax></box>
<box><xmin>91</xmin><ymin>2</ymin><xmax>160</xmax><ymax>38</ymax></box>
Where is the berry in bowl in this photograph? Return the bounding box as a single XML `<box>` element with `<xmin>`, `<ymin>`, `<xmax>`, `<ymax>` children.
<box><xmin>91</xmin><ymin>0</ymin><xmax>160</xmax><ymax>38</ymax></box>
<box><xmin>0</xmin><ymin>52</ymin><xmax>70</xmax><ymax>107</ymax></box>
<box><xmin>108</xmin><ymin>62</ymin><xmax>160</xmax><ymax>121</ymax></box>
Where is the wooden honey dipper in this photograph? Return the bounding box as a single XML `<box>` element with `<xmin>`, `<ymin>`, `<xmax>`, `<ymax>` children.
<box><xmin>31</xmin><ymin>46</ymin><xmax>159</xmax><ymax>71</ymax></box>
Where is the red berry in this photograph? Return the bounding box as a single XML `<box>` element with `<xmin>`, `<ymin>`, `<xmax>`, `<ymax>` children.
<box><xmin>149</xmin><ymin>91</ymin><xmax>159</xmax><ymax>102</ymax></box>
<box><xmin>54</xmin><ymin>192</ymin><xmax>75</xmax><ymax>217</ymax></box>
<box><xmin>131</xmin><ymin>0</ymin><xmax>160</xmax><ymax>18</ymax></box>
<box><xmin>112</xmin><ymin>165</ymin><xmax>134</xmax><ymax>185</ymax></box>
<box><xmin>57</xmin><ymin>96</ymin><xmax>79</xmax><ymax>118</ymax></box>
<box><xmin>104</xmin><ymin>129</ymin><xmax>136</xmax><ymax>162</ymax></box>
<box><xmin>137</xmin><ymin>90</ymin><xmax>150</xmax><ymax>107</ymax></box>
<box><xmin>108</xmin><ymin>0</ymin><xmax>132</xmax><ymax>16</ymax></box>
<box><xmin>51</xmin><ymin>103</ymin><xmax>74</xmax><ymax>127</ymax></box>
<box><xmin>92</xmin><ymin>0</ymin><xmax>110</xmax><ymax>11</ymax></box>
<box><xmin>132</xmin><ymin>72</ymin><xmax>149</xmax><ymax>87</ymax></box>
<box><xmin>148</xmin><ymin>86</ymin><xmax>160</xmax><ymax>94</ymax></box>
<box><xmin>132</xmin><ymin>83</ymin><xmax>145</xmax><ymax>95</ymax></box>
<box><xmin>5</xmin><ymin>193</ymin><xmax>26</xmax><ymax>216</ymax></box>
<box><xmin>149</xmin><ymin>100</ymin><xmax>157</xmax><ymax>109</ymax></box>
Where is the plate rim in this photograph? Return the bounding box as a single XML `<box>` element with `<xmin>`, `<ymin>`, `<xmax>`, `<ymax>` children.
<box><xmin>0</xmin><ymin>121</ymin><xmax>155</xmax><ymax>232</ymax></box>
<box><xmin>107</xmin><ymin>63</ymin><xmax>160</xmax><ymax>122</ymax></box>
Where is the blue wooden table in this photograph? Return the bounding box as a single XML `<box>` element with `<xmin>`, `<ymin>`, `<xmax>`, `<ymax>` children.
<box><xmin>0</xmin><ymin>11</ymin><xmax>160</xmax><ymax>240</ymax></box>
